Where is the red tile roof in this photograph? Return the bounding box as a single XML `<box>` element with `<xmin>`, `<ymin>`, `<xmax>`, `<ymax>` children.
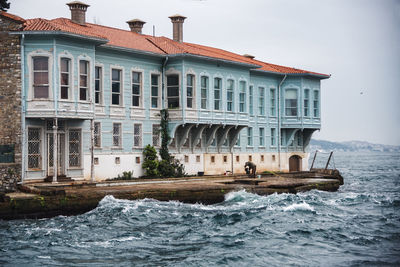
<box><xmin>0</xmin><ymin>11</ymin><xmax>25</xmax><ymax>23</ymax></box>
<box><xmin>3</xmin><ymin>11</ymin><xmax>329</xmax><ymax>77</ymax></box>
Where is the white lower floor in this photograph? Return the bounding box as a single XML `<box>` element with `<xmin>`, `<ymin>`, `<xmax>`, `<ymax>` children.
<box><xmin>80</xmin><ymin>151</ymin><xmax>309</xmax><ymax>181</ymax></box>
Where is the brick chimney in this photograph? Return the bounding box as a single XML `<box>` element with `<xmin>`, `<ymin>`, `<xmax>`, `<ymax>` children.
<box><xmin>127</xmin><ymin>19</ymin><xmax>146</xmax><ymax>34</ymax></box>
<box><xmin>168</xmin><ymin>14</ymin><xmax>186</xmax><ymax>43</ymax></box>
<box><xmin>66</xmin><ymin>1</ymin><xmax>89</xmax><ymax>25</ymax></box>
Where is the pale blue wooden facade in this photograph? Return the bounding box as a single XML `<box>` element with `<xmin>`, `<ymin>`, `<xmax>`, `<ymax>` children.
<box><xmin>19</xmin><ymin>26</ymin><xmax>325</xmax><ymax>181</ymax></box>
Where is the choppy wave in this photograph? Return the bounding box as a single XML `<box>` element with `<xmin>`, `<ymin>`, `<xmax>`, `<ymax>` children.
<box><xmin>1</xmin><ymin>151</ymin><xmax>400</xmax><ymax>266</ymax></box>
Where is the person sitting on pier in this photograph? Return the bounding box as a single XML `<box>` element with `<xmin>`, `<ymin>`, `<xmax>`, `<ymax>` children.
<box><xmin>244</xmin><ymin>161</ymin><xmax>257</xmax><ymax>178</ymax></box>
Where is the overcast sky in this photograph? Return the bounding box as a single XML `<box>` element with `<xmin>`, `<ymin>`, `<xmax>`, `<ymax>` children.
<box><xmin>9</xmin><ymin>0</ymin><xmax>400</xmax><ymax>146</ymax></box>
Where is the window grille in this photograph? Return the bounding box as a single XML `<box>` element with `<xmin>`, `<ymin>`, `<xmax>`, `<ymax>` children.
<box><xmin>28</xmin><ymin>128</ymin><xmax>41</xmax><ymax>169</ymax></box>
<box><xmin>113</xmin><ymin>123</ymin><xmax>121</xmax><ymax>147</ymax></box>
<box><xmin>94</xmin><ymin>122</ymin><xmax>101</xmax><ymax>147</ymax></box>
<box><xmin>152</xmin><ymin>124</ymin><xmax>160</xmax><ymax>147</ymax></box>
<box><xmin>133</xmin><ymin>124</ymin><xmax>142</xmax><ymax>148</ymax></box>
<box><xmin>69</xmin><ymin>129</ymin><xmax>81</xmax><ymax>167</ymax></box>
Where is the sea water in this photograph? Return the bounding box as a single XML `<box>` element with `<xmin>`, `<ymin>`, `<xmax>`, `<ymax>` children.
<box><xmin>0</xmin><ymin>152</ymin><xmax>399</xmax><ymax>266</ymax></box>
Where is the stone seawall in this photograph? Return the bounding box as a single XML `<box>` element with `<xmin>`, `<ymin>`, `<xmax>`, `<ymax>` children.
<box><xmin>0</xmin><ymin>13</ymin><xmax>23</xmax><ymax>192</ymax></box>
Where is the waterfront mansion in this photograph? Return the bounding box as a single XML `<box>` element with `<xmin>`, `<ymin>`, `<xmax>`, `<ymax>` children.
<box><xmin>0</xmin><ymin>1</ymin><xmax>329</xmax><ymax>188</ymax></box>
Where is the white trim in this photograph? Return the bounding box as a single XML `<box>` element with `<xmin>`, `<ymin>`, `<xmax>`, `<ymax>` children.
<box><xmin>110</xmin><ymin>65</ymin><xmax>124</xmax><ymax>107</ymax></box>
<box><xmin>58</xmin><ymin>51</ymin><xmax>74</xmax><ymax>101</ymax></box>
<box><xmin>130</xmin><ymin>67</ymin><xmax>144</xmax><ymax>108</ymax></box>
<box><xmin>27</xmin><ymin>50</ymin><xmax>53</xmax><ymax>100</ymax></box>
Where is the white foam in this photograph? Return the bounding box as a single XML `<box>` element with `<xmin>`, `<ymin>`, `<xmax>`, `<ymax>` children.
<box><xmin>283</xmin><ymin>202</ymin><xmax>314</xmax><ymax>212</ymax></box>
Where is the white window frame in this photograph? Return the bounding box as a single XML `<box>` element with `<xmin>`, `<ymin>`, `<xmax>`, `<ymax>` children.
<box><xmin>313</xmin><ymin>90</ymin><xmax>320</xmax><ymax>118</ymax></box>
<box><xmin>258</xmin><ymin>86</ymin><xmax>265</xmax><ymax>116</ymax></box>
<box><xmin>271</xmin><ymin>128</ymin><xmax>276</xmax><ymax>147</ymax></box>
<box><xmin>152</xmin><ymin>124</ymin><xmax>160</xmax><ymax>147</ymax></box>
<box><xmin>150</xmin><ymin>73</ymin><xmax>161</xmax><ymax>109</ymax></box>
<box><xmin>94</xmin><ymin>122</ymin><xmax>101</xmax><ymax>148</ymax></box>
<box><xmin>131</xmin><ymin>70</ymin><xmax>143</xmax><ymax>107</ymax></box>
<box><xmin>79</xmin><ymin>59</ymin><xmax>90</xmax><ymax>101</ymax></box>
<box><xmin>27</xmin><ymin>127</ymin><xmax>42</xmax><ymax>170</ymax></box>
<box><xmin>28</xmin><ymin>50</ymin><xmax>53</xmax><ymax>100</ymax></box>
<box><xmin>133</xmin><ymin>123</ymin><xmax>142</xmax><ymax>148</ymax></box>
<box><xmin>214</xmin><ymin>77</ymin><xmax>222</xmax><ymax>111</ymax></box>
<box><xmin>200</xmin><ymin>75</ymin><xmax>209</xmax><ymax>109</ymax></box>
<box><xmin>166</xmin><ymin>72</ymin><xmax>180</xmax><ymax>109</ymax></box>
<box><xmin>227</xmin><ymin>79</ymin><xmax>234</xmax><ymax>112</ymax></box>
<box><xmin>270</xmin><ymin>88</ymin><xmax>276</xmax><ymax>117</ymax></box>
<box><xmin>247</xmin><ymin>127</ymin><xmax>253</xmax><ymax>146</ymax></box>
<box><xmin>59</xmin><ymin>53</ymin><xmax>73</xmax><ymax>101</ymax></box>
<box><xmin>111</xmin><ymin>67</ymin><xmax>123</xmax><ymax>106</ymax></box>
<box><xmin>68</xmin><ymin>128</ymin><xmax>82</xmax><ymax>168</ymax></box>
<box><xmin>186</xmin><ymin>74</ymin><xmax>195</xmax><ymax>109</ymax></box>
<box><xmin>95</xmin><ymin>65</ymin><xmax>103</xmax><ymax>105</ymax></box>
<box><xmin>239</xmin><ymin>81</ymin><xmax>247</xmax><ymax>113</ymax></box>
<box><xmin>304</xmin><ymin>89</ymin><xmax>310</xmax><ymax>117</ymax></box>
<box><xmin>112</xmin><ymin>123</ymin><xmax>122</xmax><ymax>147</ymax></box>
<box><xmin>285</xmin><ymin>88</ymin><xmax>298</xmax><ymax>117</ymax></box>
<box><xmin>259</xmin><ymin>127</ymin><xmax>265</xmax><ymax>147</ymax></box>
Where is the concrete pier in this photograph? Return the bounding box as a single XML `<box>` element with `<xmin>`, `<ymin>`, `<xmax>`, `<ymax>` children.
<box><xmin>0</xmin><ymin>169</ymin><xmax>343</xmax><ymax>220</ymax></box>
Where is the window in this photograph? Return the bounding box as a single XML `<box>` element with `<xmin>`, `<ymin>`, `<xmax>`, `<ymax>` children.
<box><xmin>186</xmin><ymin>74</ymin><xmax>194</xmax><ymax>108</ymax></box>
<box><xmin>270</xmin><ymin>88</ymin><xmax>276</xmax><ymax>116</ymax></box>
<box><xmin>79</xmin><ymin>60</ymin><xmax>89</xmax><ymax>101</ymax></box>
<box><xmin>313</xmin><ymin>90</ymin><xmax>319</xmax><ymax>117</ymax></box>
<box><xmin>223</xmin><ymin>155</ymin><xmax>227</xmax><ymax>163</ymax></box>
<box><xmin>60</xmin><ymin>58</ymin><xmax>70</xmax><ymax>100</ymax></box>
<box><xmin>261</xmin><ymin>155</ymin><xmax>264</xmax><ymax>162</ymax></box>
<box><xmin>271</xmin><ymin>128</ymin><xmax>276</xmax><ymax>146</ymax></box>
<box><xmin>247</xmin><ymin>127</ymin><xmax>253</xmax><ymax>146</ymax></box>
<box><xmin>239</xmin><ymin>81</ymin><xmax>246</xmax><ymax>112</ymax></box>
<box><xmin>211</xmin><ymin>156</ymin><xmax>215</xmax><ymax>163</ymax></box>
<box><xmin>304</xmin><ymin>89</ymin><xmax>310</xmax><ymax>117</ymax></box>
<box><xmin>115</xmin><ymin>157</ymin><xmax>120</xmax><ymax>164</ymax></box>
<box><xmin>151</xmin><ymin>74</ymin><xmax>160</xmax><ymax>108</ymax></box>
<box><xmin>227</xmin><ymin>79</ymin><xmax>234</xmax><ymax>112</ymax></box>
<box><xmin>94</xmin><ymin>157</ymin><xmax>99</xmax><ymax>165</ymax></box>
<box><xmin>28</xmin><ymin>128</ymin><xmax>41</xmax><ymax>169</ymax></box>
<box><xmin>112</xmin><ymin>123</ymin><xmax>121</xmax><ymax>147</ymax></box>
<box><xmin>249</xmin><ymin>155</ymin><xmax>252</xmax><ymax>162</ymax></box>
<box><xmin>132</xmin><ymin>71</ymin><xmax>142</xmax><ymax>107</ymax></box>
<box><xmin>201</xmin><ymin>76</ymin><xmax>208</xmax><ymax>109</ymax></box>
<box><xmin>133</xmin><ymin>124</ymin><xmax>142</xmax><ymax>148</ymax></box>
<box><xmin>272</xmin><ymin>155</ymin><xmax>276</xmax><ymax>161</ymax></box>
<box><xmin>167</xmin><ymin>74</ymin><xmax>179</xmax><ymax>108</ymax></box>
<box><xmin>136</xmin><ymin>157</ymin><xmax>141</xmax><ymax>164</ymax></box>
<box><xmin>259</xmin><ymin>127</ymin><xmax>265</xmax><ymax>146</ymax></box>
<box><xmin>32</xmin><ymin>56</ymin><xmax>49</xmax><ymax>99</ymax></box>
<box><xmin>152</xmin><ymin>124</ymin><xmax>160</xmax><ymax>147</ymax></box>
<box><xmin>235</xmin><ymin>133</ymin><xmax>241</xmax><ymax>147</ymax></box>
<box><xmin>196</xmin><ymin>155</ymin><xmax>201</xmax><ymax>162</ymax></box>
<box><xmin>285</xmin><ymin>89</ymin><xmax>298</xmax><ymax>116</ymax></box>
<box><xmin>95</xmin><ymin>66</ymin><xmax>102</xmax><ymax>104</ymax></box>
<box><xmin>258</xmin><ymin>87</ymin><xmax>265</xmax><ymax>115</ymax></box>
<box><xmin>236</xmin><ymin>155</ymin><xmax>240</xmax><ymax>162</ymax></box>
<box><xmin>94</xmin><ymin>122</ymin><xmax>101</xmax><ymax>148</ymax></box>
<box><xmin>184</xmin><ymin>155</ymin><xmax>189</xmax><ymax>163</ymax></box>
<box><xmin>69</xmin><ymin>129</ymin><xmax>81</xmax><ymax>167</ymax></box>
<box><xmin>112</xmin><ymin>69</ymin><xmax>122</xmax><ymax>105</ymax></box>
<box><xmin>214</xmin><ymin>77</ymin><xmax>221</xmax><ymax>110</ymax></box>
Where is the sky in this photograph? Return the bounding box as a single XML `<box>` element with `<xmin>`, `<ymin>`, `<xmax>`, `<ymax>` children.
<box><xmin>8</xmin><ymin>0</ymin><xmax>400</xmax><ymax>146</ymax></box>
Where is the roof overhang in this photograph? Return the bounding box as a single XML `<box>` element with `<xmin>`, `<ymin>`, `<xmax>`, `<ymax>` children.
<box><xmin>168</xmin><ymin>53</ymin><xmax>261</xmax><ymax>69</ymax></box>
<box><xmin>10</xmin><ymin>31</ymin><xmax>108</xmax><ymax>45</ymax></box>
<box><xmin>99</xmin><ymin>44</ymin><xmax>165</xmax><ymax>58</ymax></box>
<box><xmin>251</xmin><ymin>68</ymin><xmax>330</xmax><ymax>79</ymax></box>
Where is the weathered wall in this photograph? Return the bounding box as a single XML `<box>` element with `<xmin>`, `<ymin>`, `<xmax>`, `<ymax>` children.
<box><xmin>0</xmin><ymin>14</ymin><xmax>23</xmax><ymax>192</ymax></box>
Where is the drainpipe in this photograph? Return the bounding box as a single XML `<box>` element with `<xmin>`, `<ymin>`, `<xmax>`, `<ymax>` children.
<box><xmin>161</xmin><ymin>56</ymin><xmax>169</xmax><ymax>109</ymax></box>
<box><xmin>277</xmin><ymin>74</ymin><xmax>287</xmax><ymax>171</ymax></box>
<box><xmin>20</xmin><ymin>34</ymin><xmax>26</xmax><ymax>184</ymax></box>
<box><xmin>90</xmin><ymin>119</ymin><xmax>94</xmax><ymax>182</ymax></box>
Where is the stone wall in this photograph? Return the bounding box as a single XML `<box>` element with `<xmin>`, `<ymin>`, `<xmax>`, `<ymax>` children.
<box><xmin>0</xmin><ymin>14</ymin><xmax>23</xmax><ymax>192</ymax></box>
